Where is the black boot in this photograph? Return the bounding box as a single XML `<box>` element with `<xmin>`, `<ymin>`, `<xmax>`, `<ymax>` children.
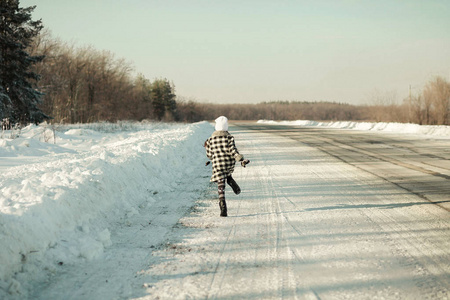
<box><xmin>227</xmin><ymin>176</ymin><xmax>241</xmax><ymax>195</ymax></box>
<box><xmin>219</xmin><ymin>199</ymin><xmax>227</xmax><ymax>217</ymax></box>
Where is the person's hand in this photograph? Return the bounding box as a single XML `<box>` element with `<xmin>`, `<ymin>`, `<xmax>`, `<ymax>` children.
<box><xmin>241</xmin><ymin>159</ymin><xmax>250</xmax><ymax>167</ymax></box>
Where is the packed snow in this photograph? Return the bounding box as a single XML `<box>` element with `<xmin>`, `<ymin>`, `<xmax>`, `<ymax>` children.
<box><xmin>0</xmin><ymin>119</ymin><xmax>448</xmax><ymax>298</ymax></box>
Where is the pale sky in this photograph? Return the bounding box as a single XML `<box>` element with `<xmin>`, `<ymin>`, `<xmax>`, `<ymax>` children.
<box><xmin>22</xmin><ymin>0</ymin><xmax>450</xmax><ymax>105</ymax></box>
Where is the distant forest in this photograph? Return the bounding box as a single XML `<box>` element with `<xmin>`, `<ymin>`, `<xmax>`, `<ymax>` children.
<box><xmin>27</xmin><ymin>31</ymin><xmax>450</xmax><ymax>126</ymax></box>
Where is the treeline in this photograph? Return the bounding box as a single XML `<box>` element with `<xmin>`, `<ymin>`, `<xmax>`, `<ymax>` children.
<box><xmin>30</xmin><ymin>30</ymin><xmax>450</xmax><ymax>125</ymax></box>
<box><xmin>361</xmin><ymin>77</ymin><xmax>450</xmax><ymax>125</ymax></box>
<box><xmin>1</xmin><ymin>1</ymin><xmax>176</xmax><ymax>125</ymax></box>
<box><xmin>30</xmin><ymin>31</ymin><xmax>372</xmax><ymax>124</ymax></box>
<box><xmin>407</xmin><ymin>77</ymin><xmax>450</xmax><ymax>125</ymax></box>
<box><xmin>177</xmin><ymin>76</ymin><xmax>450</xmax><ymax>125</ymax></box>
<box><xmin>176</xmin><ymin>101</ymin><xmax>366</xmax><ymax>122</ymax></box>
<box><xmin>31</xmin><ymin>30</ymin><xmax>448</xmax><ymax>125</ymax></box>
<box><xmin>29</xmin><ymin>31</ymin><xmax>177</xmax><ymax>123</ymax></box>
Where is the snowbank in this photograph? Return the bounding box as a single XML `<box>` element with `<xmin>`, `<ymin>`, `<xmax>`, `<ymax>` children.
<box><xmin>257</xmin><ymin>120</ymin><xmax>450</xmax><ymax>138</ymax></box>
<box><xmin>0</xmin><ymin>121</ymin><xmax>213</xmax><ymax>297</ymax></box>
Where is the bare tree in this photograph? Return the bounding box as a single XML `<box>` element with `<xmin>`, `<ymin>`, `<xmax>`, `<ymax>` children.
<box><xmin>408</xmin><ymin>94</ymin><xmax>424</xmax><ymax>125</ymax></box>
<box><xmin>423</xmin><ymin>76</ymin><xmax>450</xmax><ymax>125</ymax></box>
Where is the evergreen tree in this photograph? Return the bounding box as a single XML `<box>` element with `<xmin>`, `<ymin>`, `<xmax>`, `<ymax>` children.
<box><xmin>150</xmin><ymin>78</ymin><xmax>177</xmax><ymax>121</ymax></box>
<box><xmin>134</xmin><ymin>74</ymin><xmax>153</xmax><ymax>119</ymax></box>
<box><xmin>0</xmin><ymin>0</ymin><xmax>48</xmax><ymax>124</ymax></box>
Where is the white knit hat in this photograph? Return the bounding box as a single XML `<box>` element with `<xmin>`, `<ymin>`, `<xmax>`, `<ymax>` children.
<box><xmin>215</xmin><ymin>116</ymin><xmax>228</xmax><ymax>131</ymax></box>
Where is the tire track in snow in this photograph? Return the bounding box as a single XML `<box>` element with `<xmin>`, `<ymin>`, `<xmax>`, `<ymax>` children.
<box><xmin>205</xmin><ymin>218</ymin><xmax>238</xmax><ymax>298</ymax></box>
<box><xmin>254</xmin><ymin>125</ymin><xmax>450</xmax><ymax>210</ymax></box>
<box><xmin>238</xmin><ymin>130</ymin><xmax>320</xmax><ymax>299</ymax></box>
<box><xmin>297</xmin><ymin>132</ymin><xmax>450</xmax><ymax>296</ymax></box>
<box><xmin>235</xmin><ymin>124</ymin><xmax>450</xmax><ymax>299</ymax></box>
<box><xmin>205</xmin><ymin>131</ymin><xmax>316</xmax><ymax>299</ymax></box>
<box><xmin>206</xmin><ymin>135</ymin><xmax>287</xmax><ymax>299</ymax></box>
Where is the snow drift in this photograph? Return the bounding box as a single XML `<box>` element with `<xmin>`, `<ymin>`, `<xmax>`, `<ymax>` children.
<box><xmin>257</xmin><ymin>120</ymin><xmax>450</xmax><ymax>138</ymax></box>
<box><xmin>0</xmin><ymin>121</ymin><xmax>212</xmax><ymax>297</ymax></box>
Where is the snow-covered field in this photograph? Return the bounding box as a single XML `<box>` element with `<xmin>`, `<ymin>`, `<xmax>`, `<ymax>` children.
<box><xmin>0</xmin><ymin>119</ymin><xmax>449</xmax><ymax>299</ymax></box>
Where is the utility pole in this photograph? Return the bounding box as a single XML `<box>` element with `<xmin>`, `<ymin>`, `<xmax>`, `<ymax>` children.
<box><xmin>409</xmin><ymin>84</ymin><xmax>412</xmax><ymax>123</ymax></box>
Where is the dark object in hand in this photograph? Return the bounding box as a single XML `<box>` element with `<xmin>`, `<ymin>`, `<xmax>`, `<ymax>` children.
<box><xmin>205</xmin><ymin>161</ymin><xmax>211</xmax><ymax>166</ymax></box>
<box><xmin>241</xmin><ymin>159</ymin><xmax>250</xmax><ymax>167</ymax></box>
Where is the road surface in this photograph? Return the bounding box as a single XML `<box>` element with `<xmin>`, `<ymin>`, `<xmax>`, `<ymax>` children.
<box><xmin>143</xmin><ymin>123</ymin><xmax>450</xmax><ymax>300</ymax></box>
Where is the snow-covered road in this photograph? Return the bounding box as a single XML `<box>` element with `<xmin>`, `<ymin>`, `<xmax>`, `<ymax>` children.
<box><xmin>1</xmin><ymin>121</ymin><xmax>449</xmax><ymax>299</ymax></box>
<box><xmin>136</xmin><ymin>124</ymin><xmax>450</xmax><ymax>299</ymax></box>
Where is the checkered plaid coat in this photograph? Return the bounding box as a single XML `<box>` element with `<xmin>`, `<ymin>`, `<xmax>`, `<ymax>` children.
<box><xmin>205</xmin><ymin>131</ymin><xmax>244</xmax><ymax>183</ymax></box>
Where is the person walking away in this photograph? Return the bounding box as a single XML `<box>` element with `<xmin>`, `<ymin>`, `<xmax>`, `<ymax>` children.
<box><xmin>204</xmin><ymin>116</ymin><xmax>250</xmax><ymax>217</ymax></box>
